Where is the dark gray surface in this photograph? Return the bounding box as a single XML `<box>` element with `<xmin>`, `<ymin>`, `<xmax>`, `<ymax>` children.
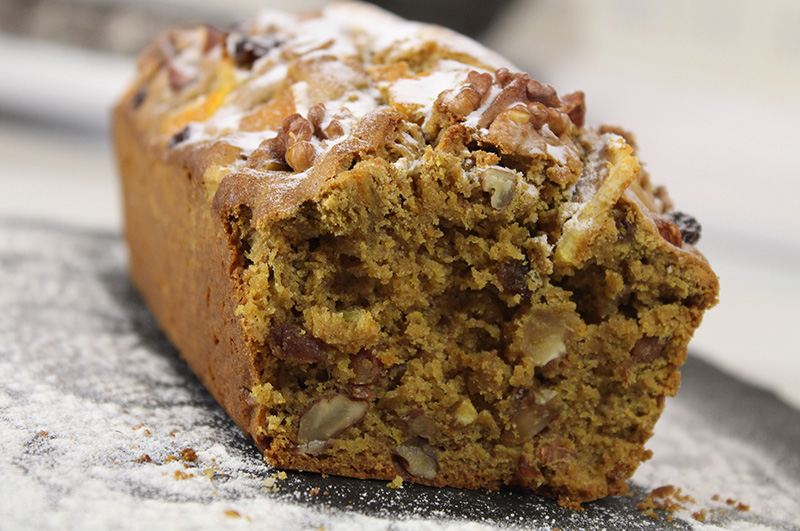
<box><xmin>1</xmin><ymin>219</ymin><xmax>798</xmax><ymax>530</ymax></box>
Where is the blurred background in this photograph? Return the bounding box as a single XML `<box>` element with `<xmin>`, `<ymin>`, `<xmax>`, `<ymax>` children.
<box><xmin>1</xmin><ymin>0</ymin><xmax>798</xmax><ymax>407</ymax></box>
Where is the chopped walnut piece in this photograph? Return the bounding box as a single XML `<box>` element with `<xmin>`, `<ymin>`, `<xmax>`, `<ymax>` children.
<box><xmin>286</xmin><ymin>140</ymin><xmax>316</xmax><ymax>172</ymax></box>
<box><xmin>307</xmin><ymin>103</ymin><xmax>327</xmax><ymax>137</ymax></box>
<box><xmin>526</xmin><ymin>79</ymin><xmax>559</xmax><ymax>107</ymax></box>
<box><xmin>324</xmin><ymin>119</ymin><xmax>345</xmax><ymax>139</ymax></box>
<box><xmin>394</xmin><ymin>437</ymin><xmax>439</xmax><ymax>480</ymax></box>
<box><xmin>478</xmin><ymin>75</ymin><xmax>527</xmax><ymax>129</ymax></box>
<box><xmin>517</xmin><ymin>455</ymin><xmax>545</xmax><ymax>483</ymax></box>
<box><xmin>560</xmin><ymin>91</ymin><xmax>586</xmax><ymax>128</ymax></box>
<box><xmin>480</xmin><ymin>166</ymin><xmax>519</xmax><ymax>210</ymax></box>
<box><xmin>247</xmin><ymin>133</ymin><xmax>291</xmax><ymax>171</ymax></box>
<box><xmin>404</xmin><ymin>411</ymin><xmax>439</xmax><ymax>439</ymax></box>
<box><xmin>502</xmin><ymin>388</ymin><xmax>561</xmax><ymax>443</ymax></box>
<box><xmin>297</xmin><ymin>394</ymin><xmax>368</xmax><ymax>446</ymax></box>
<box><xmin>653</xmin><ymin>216</ymin><xmax>683</xmax><ymax>247</ymax></box>
<box><xmin>283</xmin><ymin>113</ymin><xmax>314</xmax><ymax>145</ymax></box>
<box><xmin>444</xmin><ymin>70</ymin><xmax>493</xmax><ymax>117</ymax></box>
<box><xmin>508</xmin><ymin>308</ymin><xmax>577</xmax><ymax>366</ymax></box>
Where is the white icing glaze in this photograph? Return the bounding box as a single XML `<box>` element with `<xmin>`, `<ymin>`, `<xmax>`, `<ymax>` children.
<box><xmin>164</xmin><ymin>3</ymin><xmax>520</xmax><ymax>170</ymax></box>
<box><xmin>387</xmin><ymin>60</ymin><xmax>483</xmax><ymax>121</ymax></box>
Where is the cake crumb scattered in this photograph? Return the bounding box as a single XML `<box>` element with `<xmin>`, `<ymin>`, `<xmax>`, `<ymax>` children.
<box><xmin>224</xmin><ymin>510</ymin><xmax>241</xmax><ymax>518</ymax></box>
<box><xmin>181</xmin><ymin>448</ymin><xmax>198</xmax><ymax>462</ymax></box>
<box><xmin>174</xmin><ymin>470</ymin><xmax>193</xmax><ymax>481</ymax></box>
<box><xmin>262</xmin><ymin>472</ymin><xmax>287</xmax><ymax>492</ymax></box>
<box><xmin>309</xmin><ymin>487</ymin><xmax>320</xmax><ymax>496</ymax></box>
<box><xmin>138</xmin><ymin>454</ymin><xmax>152</xmax><ymax>463</ymax></box>
<box><xmin>387</xmin><ymin>475</ymin><xmax>404</xmax><ymax>489</ymax></box>
<box><xmin>636</xmin><ymin>485</ymin><xmax>694</xmax><ymax>519</ymax></box>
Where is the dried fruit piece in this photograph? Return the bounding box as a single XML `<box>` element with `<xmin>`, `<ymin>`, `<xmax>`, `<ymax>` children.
<box><xmin>394</xmin><ymin>437</ymin><xmax>439</xmax><ymax>480</ymax></box>
<box><xmin>232</xmin><ymin>34</ymin><xmax>283</xmax><ymax>69</ymax></box>
<box><xmin>298</xmin><ymin>394</ymin><xmax>368</xmax><ymax>445</ymax></box>
<box><xmin>350</xmin><ymin>348</ymin><xmax>383</xmax><ymax>385</ymax></box>
<box><xmin>267</xmin><ymin>322</ymin><xmax>327</xmax><ymax>363</ymax></box>
<box><xmin>496</xmin><ymin>260</ymin><xmax>531</xmax><ymax>297</ymax></box>
<box><xmin>664</xmin><ymin>211</ymin><xmax>702</xmax><ymax>245</ymax></box>
<box><xmin>632</xmin><ymin>336</ymin><xmax>666</xmax><ymax>364</ymax></box>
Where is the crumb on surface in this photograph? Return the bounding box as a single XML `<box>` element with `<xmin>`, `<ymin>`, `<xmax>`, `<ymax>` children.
<box><xmin>262</xmin><ymin>472</ymin><xmax>287</xmax><ymax>492</ymax></box>
<box><xmin>387</xmin><ymin>475</ymin><xmax>404</xmax><ymax>489</ymax></box>
<box><xmin>174</xmin><ymin>470</ymin><xmax>193</xmax><ymax>481</ymax></box>
<box><xmin>181</xmin><ymin>448</ymin><xmax>198</xmax><ymax>462</ymax></box>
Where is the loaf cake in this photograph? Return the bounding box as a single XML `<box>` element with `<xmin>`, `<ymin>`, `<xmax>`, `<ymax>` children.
<box><xmin>113</xmin><ymin>2</ymin><xmax>719</xmax><ymax>507</ymax></box>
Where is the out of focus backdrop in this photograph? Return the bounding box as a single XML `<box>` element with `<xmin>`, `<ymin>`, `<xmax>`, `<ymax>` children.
<box><xmin>1</xmin><ymin>0</ymin><xmax>798</xmax><ymax>407</ymax></box>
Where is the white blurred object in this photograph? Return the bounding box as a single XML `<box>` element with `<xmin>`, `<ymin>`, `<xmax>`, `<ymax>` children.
<box><xmin>487</xmin><ymin>0</ymin><xmax>800</xmax><ymax>408</ymax></box>
<box><xmin>0</xmin><ymin>33</ymin><xmax>133</xmax><ymax>130</ymax></box>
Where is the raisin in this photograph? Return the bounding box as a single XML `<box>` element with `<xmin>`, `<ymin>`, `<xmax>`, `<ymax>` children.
<box><xmin>267</xmin><ymin>322</ymin><xmax>327</xmax><ymax>363</ymax></box>
<box><xmin>664</xmin><ymin>211</ymin><xmax>702</xmax><ymax>245</ymax></box>
<box><xmin>233</xmin><ymin>35</ymin><xmax>283</xmax><ymax>69</ymax></box>
<box><xmin>167</xmin><ymin>126</ymin><xmax>190</xmax><ymax>148</ymax></box>
<box><xmin>132</xmin><ymin>87</ymin><xmax>147</xmax><ymax>109</ymax></box>
<box><xmin>497</xmin><ymin>260</ymin><xmax>531</xmax><ymax>297</ymax></box>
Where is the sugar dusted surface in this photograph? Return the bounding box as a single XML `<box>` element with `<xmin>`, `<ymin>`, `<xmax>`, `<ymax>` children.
<box><xmin>2</xmin><ymin>220</ymin><xmax>797</xmax><ymax>530</ymax></box>
<box><xmin>172</xmin><ymin>3</ymin><xmax>513</xmax><ymax>164</ymax></box>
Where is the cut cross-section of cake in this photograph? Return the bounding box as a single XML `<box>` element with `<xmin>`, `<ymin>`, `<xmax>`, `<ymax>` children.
<box><xmin>113</xmin><ymin>2</ymin><xmax>719</xmax><ymax>508</ymax></box>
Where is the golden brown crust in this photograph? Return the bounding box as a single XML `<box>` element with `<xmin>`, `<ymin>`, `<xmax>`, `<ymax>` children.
<box><xmin>113</xmin><ymin>102</ymin><xmax>262</xmax><ymax>438</ymax></box>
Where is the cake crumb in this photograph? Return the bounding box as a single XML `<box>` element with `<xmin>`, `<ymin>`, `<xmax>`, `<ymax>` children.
<box><xmin>637</xmin><ymin>486</ymin><xmax>694</xmax><ymax>518</ymax></box>
<box><xmin>224</xmin><ymin>510</ymin><xmax>241</xmax><ymax>518</ymax></box>
<box><xmin>262</xmin><ymin>472</ymin><xmax>286</xmax><ymax>492</ymax></box>
<box><xmin>650</xmin><ymin>485</ymin><xmax>675</xmax><ymax>498</ymax></box>
<box><xmin>309</xmin><ymin>487</ymin><xmax>320</xmax><ymax>496</ymax></box>
<box><xmin>181</xmin><ymin>448</ymin><xmax>198</xmax><ymax>462</ymax></box>
<box><xmin>138</xmin><ymin>454</ymin><xmax>152</xmax><ymax>463</ymax></box>
<box><xmin>387</xmin><ymin>475</ymin><xmax>404</xmax><ymax>489</ymax></box>
<box><xmin>693</xmin><ymin>509</ymin><xmax>708</xmax><ymax>522</ymax></box>
<box><xmin>737</xmin><ymin>502</ymin><xmax>750</xmax><ymax>511</ymax></box>
<box><xmin>174</xmin><ymin>470</ymin><xmax>193</xmax><ymax>481</ymax></box>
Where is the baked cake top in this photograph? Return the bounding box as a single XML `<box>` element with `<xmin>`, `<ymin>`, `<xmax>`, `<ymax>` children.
<box><xmin>123</xmin><ymin>1</ymin><xmax>706</xmax><ymax>265</ymax></box>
